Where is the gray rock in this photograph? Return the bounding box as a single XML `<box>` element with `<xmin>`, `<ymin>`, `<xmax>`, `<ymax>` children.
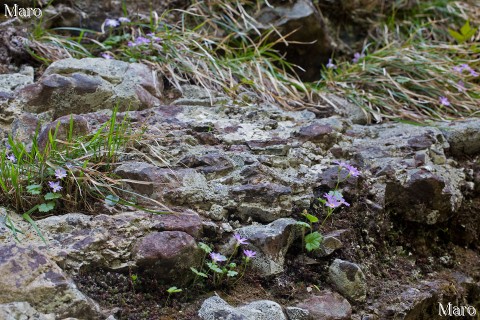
<box><xmin>296</xmin><ymin>291</ymin><xmax>352</xmax><ymax>320</ymax></box>
<box><xmin>285</xmin><ymin>306</ymin><xmax>310</xmax><ymax>320</ymax></box>
<box><xmin>199</xmin><ymin>295</ymin><xmax>286</xmax><ymax>320</ymax></box>
<box><xmin>0</xmin><ymin>302</ymin><xmax>55</xmax><ymax>320</ymax></box>
<box><xmin>132</xmin><ymin>231</ymin><xmax>202</xmax><ymax>283</ymax></box>
<box><xmin>439</xmin><ymin>119</ymin><xmax>480</xmax><ymax>156</ymax></box>
<box><xmin>328</xmin><ymin>259</ymin><xmax>367</xmax><ymax>302</ymax></box>
<box><xmin>11</xmin><ymin>112</ymin><xmax>40</xmax><ymax>145</ymax></box>
<box><xmin>0</xmin><ymin>73</ymin><xmax>33</xmax><ymax>93</ymax></box>
<box><xmin>313</xmin><ymin>229</ymin><xmax>348</xmax><ymax>258</ymax></box>
<box><xmin>236</xmin><ymin>218</ymin><xmax>301</xmax><ymax>276</ymax></box>
<box><xmin>16</xmin><ymin>58</ymin><xmax>163</xmax><ymax>117</ymax></box>
<box><xmin>320</xmin><ymin>94</ymin><xmax>368</xmax><ymax>125</ymax></box>
<box><xmin>0</xmin><ymin>244</ymin><xmax>101</xmax><ymax>319</ymax></box>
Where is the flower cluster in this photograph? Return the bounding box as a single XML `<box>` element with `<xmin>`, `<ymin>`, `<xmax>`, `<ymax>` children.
<box><xmin>439</xmin><ymin>96</ymin><xmax>450</xmax><ymax>107</ymax></box>
<box><xmin>453</xmin><ymin>63</ymin><xmax>478</xmax><ymax>77</ymax></box>
<box><xmin>127</xmin><ymin>34</ymin><xmax>161</xmax><ymax>47</ymax></box>
<box><xmin>352</xmin><ymin>52</ymin><xmax>365</xmax><ymax>63</ymax></box>
<box><xmin>326</xmin><ymin>58</ymin><xmax>337</xmax><ymax>69</ymax></box>
<box><xmin>48</xmin><ymin>167</ymin><xmax>67</xmax><ymax>193</ymax></box>
<box><xmin>333</xmin><ymin>160</ymin><xmax>360</xmax><ymax>177</ymax></box>
<box><xmin>324</xmin><ymin>191</ymin><xmax>350</xmax><ymax>208</ymax></box>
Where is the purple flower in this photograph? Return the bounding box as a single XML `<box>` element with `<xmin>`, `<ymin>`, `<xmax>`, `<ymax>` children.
<box><xmin>104</xmin><ymin>19</ymin><xmax>119</xmax><ymax>28</ymax></box>
<box><xmin>234</xmin><ymin>234</ymin><xmax>249</xmax><ymax>246</ymax></box>
<box><xmin>326</xmin><ymin>58</ymin><xmax>337</xmax><ymax>69</ymax></box>
<box><xmin>6</xmin><ymin>153</ymin><xmax>16</xmax><ymax>162</ymax></box>
<box><xmin>48</xmin><ymin>181</ymin><xmax>62</xmax><ymax>193</ymax></box>
<box><xmin>136</xmin><ymin>37</ymin><xmax>150</xmax><ymax>45</ymax></box>
<box><xmin>333</xmin><ymin>160</ymin><xmax>347</xmax><ymax>167</ymax></box>
<box><xmin>470</xmin><ymin>69</ymin><xmax>479</xmax><ymax>77</ymax></box>
<box><xmin>352</xmin><ymin>52</ymin><xmax>365</xmax><ymax>63</ymax></box>
<box><xmin>210</xmin><ymin>252</ymin><xmax>227</xmax><ymax>263</ymax></box>
<box><xmin>118</xmin><ymin>17</ymin><xmax>131</xmax><ymax>23</ymax></box>
<box><xmin>127</xmin><ymin>41</ymin><xmax>135</xmax><ymax>47</ymax></box>
<box><xmin>146</xmin><ymin>33</ymin><xmax>161</xmax><ymax>42</ymax></box>
<box><xmin>55</xmin><ymin>168</ymin><xmax>67</xmax><ymax>179</ymax></box>
<box><xmin>324</xmin><ymin>192</ymin><xmax>350</xmax><ymax>208</ymax></box>
<box><xmin>344</xmin><ymin>164</ymin><xmax>360</xmax><ymax>177</ymax></box>
<box><xmin>457</xmin><ymin>80</ymin><xmax>466</xmax><ymax>92</ymax></box>
<box><xmin>439</xmin><ymin>96</ymin><xmax>450</xmax><ymax>106</ymax></box>
<box><xmin>243</xmin><ymin>250</ymin><xmax>256</xmax><ymax>259</ymax></box>
<box><xmin>453</xmin><ymin>65</ymin><xmax>463</xmax><ymax>73</ymax></box>
<box><xmin>101</xmin><ymin>53</ymin><xmax>113</xmax><ymax>60</ymax></box>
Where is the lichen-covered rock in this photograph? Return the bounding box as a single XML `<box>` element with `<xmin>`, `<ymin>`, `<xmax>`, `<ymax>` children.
<box><xmin>198</xmin><ymin>295</ymin><xmax>286</xmax><ymax>320</ymax></box>
<box><xmin>438</xmin><ymin>119</ymin><xmax>480</xmax><ymax>156</ymax></box>
<box><xmin>236</xmin><ymin>218</ymin><xmax>301</xmax><ymax>276</ymax></box>
<box><xmin>296</xmin><ymin>291</ymin><xmax>352</xmax><ymax>320</ymax></box>
<box><xmin>0</xmin><ymin>302</ymin><xmax>55</xmax><ymax>320</ymax></box>
<box><xmin>16</xmin><ymin>58</ymin><xmax>163</xmax><ymax>117</ymax></box>
<box><xmin>132</xmin><ymin>231</ymin><xmax>202</xmax><ymax>284</ymax></box>
<box><xmin>37</xmin><ymin>114</ymin><xmax>91</xmax><ymax>150</ymax></box>
<box><xmin>0</xmin><ymin>244</ymin><xmax>101</xmax><ymax>319</ymax></box>
<box><xmin>328</xmin><ymin>259</ymin><xmax>367</xmax><ymax>302</ymax></box>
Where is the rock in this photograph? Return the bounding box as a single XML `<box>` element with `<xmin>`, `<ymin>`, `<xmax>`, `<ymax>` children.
<box><xmin>11</xmin><ymin>112</ymin><xmax>40</xmax><ymax>144</ymax></box>
<box><xmin>236</xmin><ymin>218</ymin><xmax>301</xmax><ymax>276</ymax></box>
<box><xmin>132</xmin><ymin>231</ymin><xmax>202</xmax><ymax>283</ymax></box>
<box><xmin>328</xmin><ymin>259</ymin><xmax>367</xmax><ymax>302</ymax></box>
<box><xmin>0</xmin><ymin>72</ymin><xmax>33</xmax><ymax>93</ymax></box>
<box><xmin>254</xmin><ymin>0</ymin><xmax>333</xmax><ymax>81</ymax></box>
<box><xmin>313</xmin><ymin>229</ymin><xmax>348</xmax><ymax>258</ymax></box>
<box><xmin>439</xmin><ymin>119</ymin><xmax>480</xmax><ymax>156</ymax></box>
<box><xmin>285</xmin><ymin>306</ymin><xmax>310</xmax><ymax>320</ymax></box>
<box><xmin>320</xmin><ymin>94</ymin><xmax>368</xmax><ymax>125</ymax></box>
<box><xmin>16</xmin><ymin>58</ymin><xmax>163</xmax><ymax>117</ymax></box>
<box><xmin>385</xmin><ymin>167</ymin><xmax>464</xmax><ymax>224</ymax></box>
<box><xmin>0</xmin><ymin>244</ymin><xmax>101</xmax><ymax>319</ymax></box>
<box><xmin>37</xmin><ymin>114</ymin><xmax>90</xmax><ymax>150</ymax></box>
<box><xmin>0</xmin><ymin>302</ymin><xmax>55</xmax><ymax>320</ymax></box>
<box><xmin>198</xmin><ymin>295</ymin><xmax>286</xmax><ymax>320</ymax></box>
<box><xmin>296</xmin><ymin>291</ymin><xmax>352</xmax><ymax>320</ymax></box>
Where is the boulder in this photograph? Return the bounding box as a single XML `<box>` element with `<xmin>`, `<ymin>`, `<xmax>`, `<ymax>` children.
<box><xmin>296</xmin><ymin>291</ymin><xmax>352</xmax><ymax>320</ymax></box>
<box><xmin>132</xmin><ymin>231</ymin><xmax>203</xmax><ymax>284</ymax></box>
<box><xmin>328</xmin><ymin>259</ymin><xmax>367</xmax><ymax>302</ymax></box>
<box><xmin>236</xmin><ymin>218</ymin><xmax>301</xmax><ymax>276</ymax></box>
<box><xmin>16</xmin><ymin>58</ymin><xmax>163</xmax><ymax>117</ymax></box>
<box><xmin>0</xmin><ymin>244</ymin><xmax>101</xmax><ymax>319</ymax></box>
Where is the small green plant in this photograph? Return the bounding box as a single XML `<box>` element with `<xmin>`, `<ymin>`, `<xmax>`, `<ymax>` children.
<box><xmin>298</xmin><ymin>160</ymin><xmax>360</xmax><ymax>252</ymax></box>
<box><xmin>190</xmin><ymin>234</ymin><xmax>256</xmax><ymax>288</ymax></box>
<box><xmin>449</xmin><ymin>20</ymin><xmax>478</xmax><ymax>44</ymax></box>
<box><xmin>0</xmin><ymin>108</ymin><xmax>166</xmax><ymax>242</ymax></box>
<box><xmin>165</xmin><ymin>286</ymin><xmax>182</xmax><ymax>306</ymax></box>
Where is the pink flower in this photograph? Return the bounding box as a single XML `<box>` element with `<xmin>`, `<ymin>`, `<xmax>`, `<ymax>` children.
<box><xmin>243</xmin><ymin>250</ymin><xmax>256</xmax><ymax>259</ymax></box>
<box><xmin>439</xmin><ymin>96</ymin><xmax>450</xmax><ymax>106</ymax></box>
<box><xmin>104</xmin><ymin>19</ymin><xmax>119</xmax><ymax>28</ymax></box>
<box><xmin>324</xmin><ymin>192</ymin><xmax>350</xmax><ymax>208</ymax></box>
<box><xmin>55</xmin><ymin>168</ymin><xmax>67</xmax><ymax>179</ymax></box>
<box><xmin>234</xmin><ymin>234</ymin><xmax>249</xmax><ymax>246</ymax></box>
<box><xmin>352</xmin><ymin>52</ymin><xmax>365</xmax><ymax>63</ymax></box>
<box><xmin>48</xmin><ymin>181</ymin><xmax>62</xmax><ymax>193</ymax></box>
<box><xmin>210</xmin><ymin>252</ymin><xmax>227</xmax><ymax>263</ymax></box>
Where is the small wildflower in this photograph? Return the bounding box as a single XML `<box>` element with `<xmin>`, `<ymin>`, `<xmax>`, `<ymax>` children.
<box><xmin>65</xmin><ymin>163</ymin><xmax>74</xmax><ymax>169</ymax></box>
<box><xmin>344</xmin><ymin>164</ymin><xmax>360</xmax><ymax>177</ymax></box>
<box><xmin>352</xmin><ymin>52</ymin><xmax>365</xmax><ymax>63</ymax></box>
<box><xmin>234</xmin><ymin>234</ymin><xmax>249</xmax><ymax>246</ymax></box>
<box><xmin>326</xmin><ymin>58</ymin><xmax>337</xmax><ymax>69</ymax></box>
<box><xmin>127</xmin><ymin>41</ymin><xmax>135</xmax><ymax>47</ymax></box>
<box><xmin>54</xmin><ymin>168</ymin><xmax>67</xmax><ymax>179</ymax></box>
<box><xmin>333</xmin><ymin>160</ymin><xmax>347</xmax><ymax>167</ymax></box>
<box><xmin>439</xmin><ymin>96</ymin><xmax>450</xmax><ymax>106</ymax></box>
<box><xmin>6</xmin><ymin>153</ymin><xmax>16</xmax><ymax>162</ymax></box>
<box><xmin>104</xmin><ymin>18</ymin><xmax>119</xmax><ymax>28</ymax></box>
<box><xmin>48</xmin><ymin>181</ymin><xmax>62</xmax><ymax>193</ymax></box>
<box><xmin>453</xmin><ymin>65</ymin><xmax>464</xmax><ymax>73</ymax></box>
<box><xmin>243</xmin><ymin>250</ymin><xmax>256</xmax><ymax>259</ymax></box>
<box><xmin>118</xmin><ymin>17</ymin><xmax>131</xmax><ymax>23</ymax></box>
<box><xmin>101</xmin><ymin>53</ymin><xmax>113</xmax><ymax>60</ymax></box>
<box><xmin>146</xmin><ymin>33</ymin><xmax>161</xmax><ymax>42</ymax></box>
<box><xmin>470</xmin><ymin>69</ymin><xmax>479</xmax><ymax>77</ymax></box>
<box><xmin>324</xmin><ymin>192</ymin><xmax>350</xmax><ymax>208</ymax></box>
<box><xmin>457</xmin><ymin>80</ymin><xmax>466</xmax><ymax>92</ymax></box>
<box><xmin>135</xmin><ymin>36</ymin><xmax>150</xmax><ymax>45</ymax></box>
<box><xmin>210</xmin><ymin>252</ymin><xmax>227</xmax><ymax>263</ymax></box>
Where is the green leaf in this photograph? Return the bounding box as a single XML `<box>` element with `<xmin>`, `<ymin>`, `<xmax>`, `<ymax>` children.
<box><xmin>303</xmin><ymin>213</ymin><xmax>319</xmax><ymax>224</ymax></box>
<box><xmin>207</xmin><ymin>262</ymin><xmax>223</xmax><ymax>273</ymax></box>
<box><xmin>198</xmin><ymin>242</ymin><xmax>212</xmax><ymax>254</ymax></box>
<box><xmin>190</xmin><ymin>267</ymin><xmax>208</xmax><ymax>278</ymax></box>
<box><xmin>167</xmin><ymin>286</ymin><xmax>182</xmax><ymax>293</ymax></box>
<box><xmin>26</xmin><ymin>184</ymin><xmax>42</xmax><ymax>195</ymax></box>
<box><xmin>227</xmin><ymin>270</ymin><xmax>238</xmax><ymax>277</ymax></box>
<box><xmin>460</xmin><ymin>20</ymin><xmax>472</xmax><ymax>36</ymax></box>
<box><xmin>22</xmin><ymin>205</ymin><xmax>46</xmax><ymax>244</ymax></box>
<box><xmin>296</xmin><ymin>221</ymin><xmax>311</xmax><ymax>229</ymax></box>
<box><xmin>38</xmin><ymin>202</ymin><xmax>55</xmax><ymax>212</ymax></box>
<box><xmin>305</xmin><ymin>231</ymin><xmax>323</xmax><ymax>252</ymax></box>
<box><xmin>44</xmin><ymin>192</ymin><xmax>62</xmax><ymax>200</ymax></box>
<box><xmin>448</xmin><ymin>29</ymin><xmax>465</xmax><ymax>43</ymax></box>
<box><xmin>228</xmin><ymin>262</ymin><xmax>237</xmax><ymax>269</ymax></box>
<box><xmin>395</xmin><ymin>76</ymin><xmax>411</xmax><ymax>84</ymax></box>
<box><xmin>105</xmin><ymin>194</ymin><xmax>120</xmax><ymax>207</ymax></box>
